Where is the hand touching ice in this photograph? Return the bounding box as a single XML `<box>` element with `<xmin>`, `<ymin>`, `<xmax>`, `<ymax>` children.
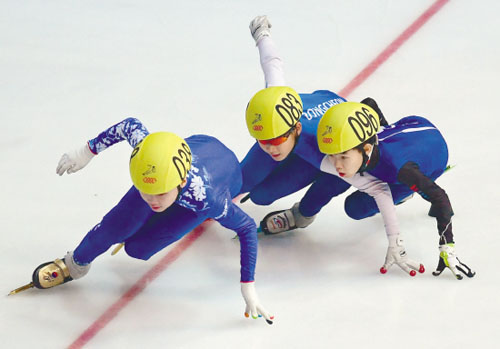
<box><xmin>380</xmin><ymin>236</ymin><xmax>425</xmax><ymax>276</ymax></box>
<box><xmin>241</xmin><ymin>281</ymin><xmax>274</xmax><ymax>325</ymax></box>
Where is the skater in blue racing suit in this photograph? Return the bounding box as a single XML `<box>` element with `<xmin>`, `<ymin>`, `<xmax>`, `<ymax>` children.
<box><xmin>25</xmin><ymin>117</ymin><xmax>273</xmax><ymax>324</ymax></box>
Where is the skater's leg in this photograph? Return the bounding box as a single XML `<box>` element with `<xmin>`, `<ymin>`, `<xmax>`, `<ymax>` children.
<box><xmin>259</xmin><ymin>171</ymin><xmax>351</xmax><ymax>234</ymax></box>
<box><xmin>124</xmin><ymin>204</ymin><xmax>207</xmax><ymax>260</ymax></box>
<box><xmin>299</xmin><ymin>172</ymin><xmax>351</xmax><ymax>217</ymax></box>
<box><xmin>73</xmin><ymin>186</ymin><xmax>155</xmax><ymax>265</ymax></box>
<box><xmin>249</xmin><ymin>153</ymin><xmax>319</xmax><ymax>206</ymax></box>
<box><xmin>345</xmin><ymin>184</ymin><xmax>414</xmax><ymax>220</ymax></box>
<box><xmin>240</xmin><ymin>142</ymin><xmax>280</xmax><ymax>194</ymax></box>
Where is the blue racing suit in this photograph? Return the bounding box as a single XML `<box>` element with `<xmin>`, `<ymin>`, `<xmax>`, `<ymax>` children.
<box><xmin>342</xmin><ymin>116</ymin><xmax>453</xmax><ymax>244</ymax></box>
<box><xmin>240</xmin><ymin>90</ymin><xmax>351</xmax><ymax>217</ymax></box>
<box><xmin>73</xmin><ymin>118</ymin><xmax>258</xmax><ymax>282</ymax></box>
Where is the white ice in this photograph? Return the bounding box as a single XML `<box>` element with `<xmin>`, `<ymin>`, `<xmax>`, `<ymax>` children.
<box><xmin>1</xmin><ymin>0</ymin><xmax>499</xmax><ymax>348</ymax></box>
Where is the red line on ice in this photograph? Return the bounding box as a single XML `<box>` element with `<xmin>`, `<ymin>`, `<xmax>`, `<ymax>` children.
<box><xmin>68</xmin><ymin>0</ymin><xmax>449</xmax><ymax>347</ymax></box>
<box><xmin>339</xmin><ymin>0</ymin><xmax>449</xmax><ymax>98</ymax></box>
<box><xmin>68</xmin><ymin>222</ymin><xmax>208</xmax><ymax>349</ymax></box>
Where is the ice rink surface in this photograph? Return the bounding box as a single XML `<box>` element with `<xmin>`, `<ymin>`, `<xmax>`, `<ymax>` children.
<box><xmin>1</xmin><ymin>0</ymin><xmax>499</xmax><ymax>348</ymax></box>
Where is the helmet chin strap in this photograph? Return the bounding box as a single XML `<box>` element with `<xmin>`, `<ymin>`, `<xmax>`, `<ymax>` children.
<box><xmin>357</xmin><ymin>138</ymin><xmax>378</xmax><ymax>175</ymax></box>
<box><xmin>176</xmin><ymin>173</ymin><xmax>190</xmax><ymax>200</ymax></box>
<box><xmin>283</xmin><ymin>126</ymin><xmax>300</xmax><ymax>160</ymax></box>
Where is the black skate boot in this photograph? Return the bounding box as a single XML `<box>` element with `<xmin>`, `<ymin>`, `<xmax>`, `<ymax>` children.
<box><xmin>361</xmin><ymin>97</ymin><xmax>389</xmax><ymax>127</ymax></box>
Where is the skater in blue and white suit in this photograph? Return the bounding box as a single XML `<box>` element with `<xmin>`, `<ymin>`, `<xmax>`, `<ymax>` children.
<box><xmin>26</xmin><ymin>118</ymin><xmax>273</xmax><ymax>324</ymax></box>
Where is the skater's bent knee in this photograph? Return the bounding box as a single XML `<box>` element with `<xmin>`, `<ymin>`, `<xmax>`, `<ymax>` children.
<box><xmin>124</xmin><ymin>244</ymin><xmax>152</xmax><ymax>260</ymax></box>
<box><xmin>344</xmin><ymin>203</ymin><xmax>376</xmax><ymax>220</ymax></box>
<box><xmin>250</xmin><ymin>192</ymin><xmax>276</xmax><ymax>206</ymax></box>
<box><xmin>345</xmin><ymin>209</ymin><xmax>366</xmax><ymax>220</ymax></box>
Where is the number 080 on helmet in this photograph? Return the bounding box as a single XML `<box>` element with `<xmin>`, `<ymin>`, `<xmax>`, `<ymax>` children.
<box><xmin>246</xmin><ymin>86</ymin><xmax>303</xmax><ymax>140</ymax></box>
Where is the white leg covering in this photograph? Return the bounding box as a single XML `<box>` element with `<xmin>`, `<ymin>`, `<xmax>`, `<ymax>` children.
<box><xmin>291</xmin><ymin>202</ymin><xmax>316</xmax><ymax>228</ymax></box>
<box><xmin>64</xmin><ymin>251</ymin><xmax>90</xmax><ymax>280</ymax></box>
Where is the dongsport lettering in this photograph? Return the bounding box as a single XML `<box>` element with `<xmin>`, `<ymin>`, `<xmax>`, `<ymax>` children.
<box><xmin>302</xmin><ymin>98</ymin><xmax>345</xmax><ymax>120</ymax></box>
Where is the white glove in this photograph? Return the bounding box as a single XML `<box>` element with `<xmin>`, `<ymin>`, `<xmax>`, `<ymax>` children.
<box><xmin>433</xmin><ymin>243</ymin><xmax>476</xmax><ymax>280</ymax></box>
<box><xmin>240</xmin><ymin>281</ymin><xmax>274</xmax><ymax>325</ymax></box>
<box><xmin>380</xmin><ymin>236</ymin><xmax>425</xmax><ymax>276</ymax></box>
<box><xmin>249</xmin><ymin>15</ymin><xmax>271</xmax><ymax>45</ymax></box>
<box><xmin>56</xmin><ymin>143</ymin><xmax>95</xmax><ymax>176</ymax></box>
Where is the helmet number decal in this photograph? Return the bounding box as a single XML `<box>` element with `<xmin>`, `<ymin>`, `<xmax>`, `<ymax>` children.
<box><xmin>347</xmin><ymin>107</ymin><xmax>379</xmax><ymax>143</ymax></box>
<box><xmin>130</xmin><ymin>142</ymin><xmax>142</xmax><ymax>161</ymax></box>
<box><xmin>275</xmin><ymin>93</ymin><xmax>303</xmax><ymax>128</ymax></box>
<box><xmin>172</xmin><ymin>142</ymin><xmax>192</xmax><ymax>182</ymax></box>
<box><xmin>130</xmin><ymin>146</ymin><xmax>139</xmax><ymax>160</ymax></box>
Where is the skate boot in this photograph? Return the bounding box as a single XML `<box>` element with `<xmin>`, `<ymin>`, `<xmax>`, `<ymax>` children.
<box><xmin>9</xmin><ymin>251</ymin><xmax>90</xmax><ymax>295</ymax></box>
<box><xmin>361</xmin><ymin>97</ymin><xmax>389</xmax><ymax>127</ymax></box>
<box><xmin>260</xmin><ymin>202</ymin><xmax>316</xmax><ymax>235</ymax></box>
<box><xmin>32</xmin><ymin>258</ymin><xmax>73</xmax><ymax>290</ymax></box>
<box><xmin>32</xmin><ymin>251</ymin><xmax>90</xmax><ymax>290</ymax></box>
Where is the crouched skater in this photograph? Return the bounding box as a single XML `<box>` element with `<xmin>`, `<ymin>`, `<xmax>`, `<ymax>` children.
<box><xmin>15</xmin><ymin>117</ymin><xmax>273</xmax><ymax>324</ymax></box>
<box><xmin>317</xmin><ymin>102</ymin><xmax>475</xmax><ymax>280</ymax></box>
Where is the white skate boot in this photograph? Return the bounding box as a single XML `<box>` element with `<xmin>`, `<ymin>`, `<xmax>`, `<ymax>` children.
<box><xmin>260</xmin><ymin>202</ymin><xmax>316</xmax><ymax>235</ymax></box>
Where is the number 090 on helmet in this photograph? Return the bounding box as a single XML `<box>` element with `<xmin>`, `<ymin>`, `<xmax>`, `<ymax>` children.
<box><xmin>129</xmin><ymin>132</ymin><xmax>192</xmax><ymax>195</ymax></box>
<box><xmin>317</xmin><ymin>102</ymin><xmax>380</xmax><ymax>155</ymax></box>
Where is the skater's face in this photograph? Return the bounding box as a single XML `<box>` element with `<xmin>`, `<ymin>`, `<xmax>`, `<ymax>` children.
<box><xmin>258</xmin><ymin>122</ymin><xmax>302</xmax><ymax>162</ymax></box>
<box><xmin>327</xmin><ymin>144</ymin><xmax>372</xmax><ymax>178</ymax></box>
<box><xmin>139</xmin><ymin>179</ymin><xmax>188</xmax><ymax>212</ymax></box>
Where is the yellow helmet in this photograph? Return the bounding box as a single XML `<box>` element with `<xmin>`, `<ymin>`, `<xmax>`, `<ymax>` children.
<box><xmin>129</xmin><ymin>132</ymin><xmax>192</xmax><ymax>195</ymax></box>
<box><xmin>317</xmin><ymin>102</ymin><xmax>380</xmax><ymax>154</ymax></box>
<box><xmin>246</xmin><ymin>86</ymin><xmax>303</xmax><ymax>140</ymax></box>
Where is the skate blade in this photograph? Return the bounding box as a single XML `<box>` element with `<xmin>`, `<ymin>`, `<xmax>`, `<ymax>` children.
<box><xmin>111</xmin><ymin>243</ymin><xmax>124</xmax><ymax>255</ymax></box>
<box><xmin>444</xmin><ymin>164</ymin><xmax>456</xmax><ymax>173</ymax></box>
<box><xmin>8</xmin><ymin>282</ymin><xmax>34</xmax><ymax>296</ymax></box>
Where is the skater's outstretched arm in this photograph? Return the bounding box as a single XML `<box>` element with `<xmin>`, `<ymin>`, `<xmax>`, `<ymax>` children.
<box><xmin>56</xmin><ymin>117</ymin><xmax>149</xmax><ymax>175</ymax></box>
<box><xmin>397</xmin><ymin>161</ymin><xmax>475</xmax><ymax>280</ymax></box>
<box><xmin>212</xmin><ymin>192</ymin><xmax>274</xmax><ymax>325</ymax></box>
<box><xmin>320</xmin><ymin>157</ymin><xmax>424</xmax><ymax>276</ymax></box>
<box><xmin>250</xmin><ymin>15</ymin><xmax>286</xmax><ymax>87</ymax></box>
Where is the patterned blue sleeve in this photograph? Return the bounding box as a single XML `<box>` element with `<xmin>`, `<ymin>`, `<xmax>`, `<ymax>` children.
<box><xmin>212</xmin><ymin>194</ymin><xmax>258</xmax><ymax>282</ymax></box>
<box><xmin>87</xmin><ymin>117</ymin><xmax>150</xmax><ymax>154</ymax></box>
